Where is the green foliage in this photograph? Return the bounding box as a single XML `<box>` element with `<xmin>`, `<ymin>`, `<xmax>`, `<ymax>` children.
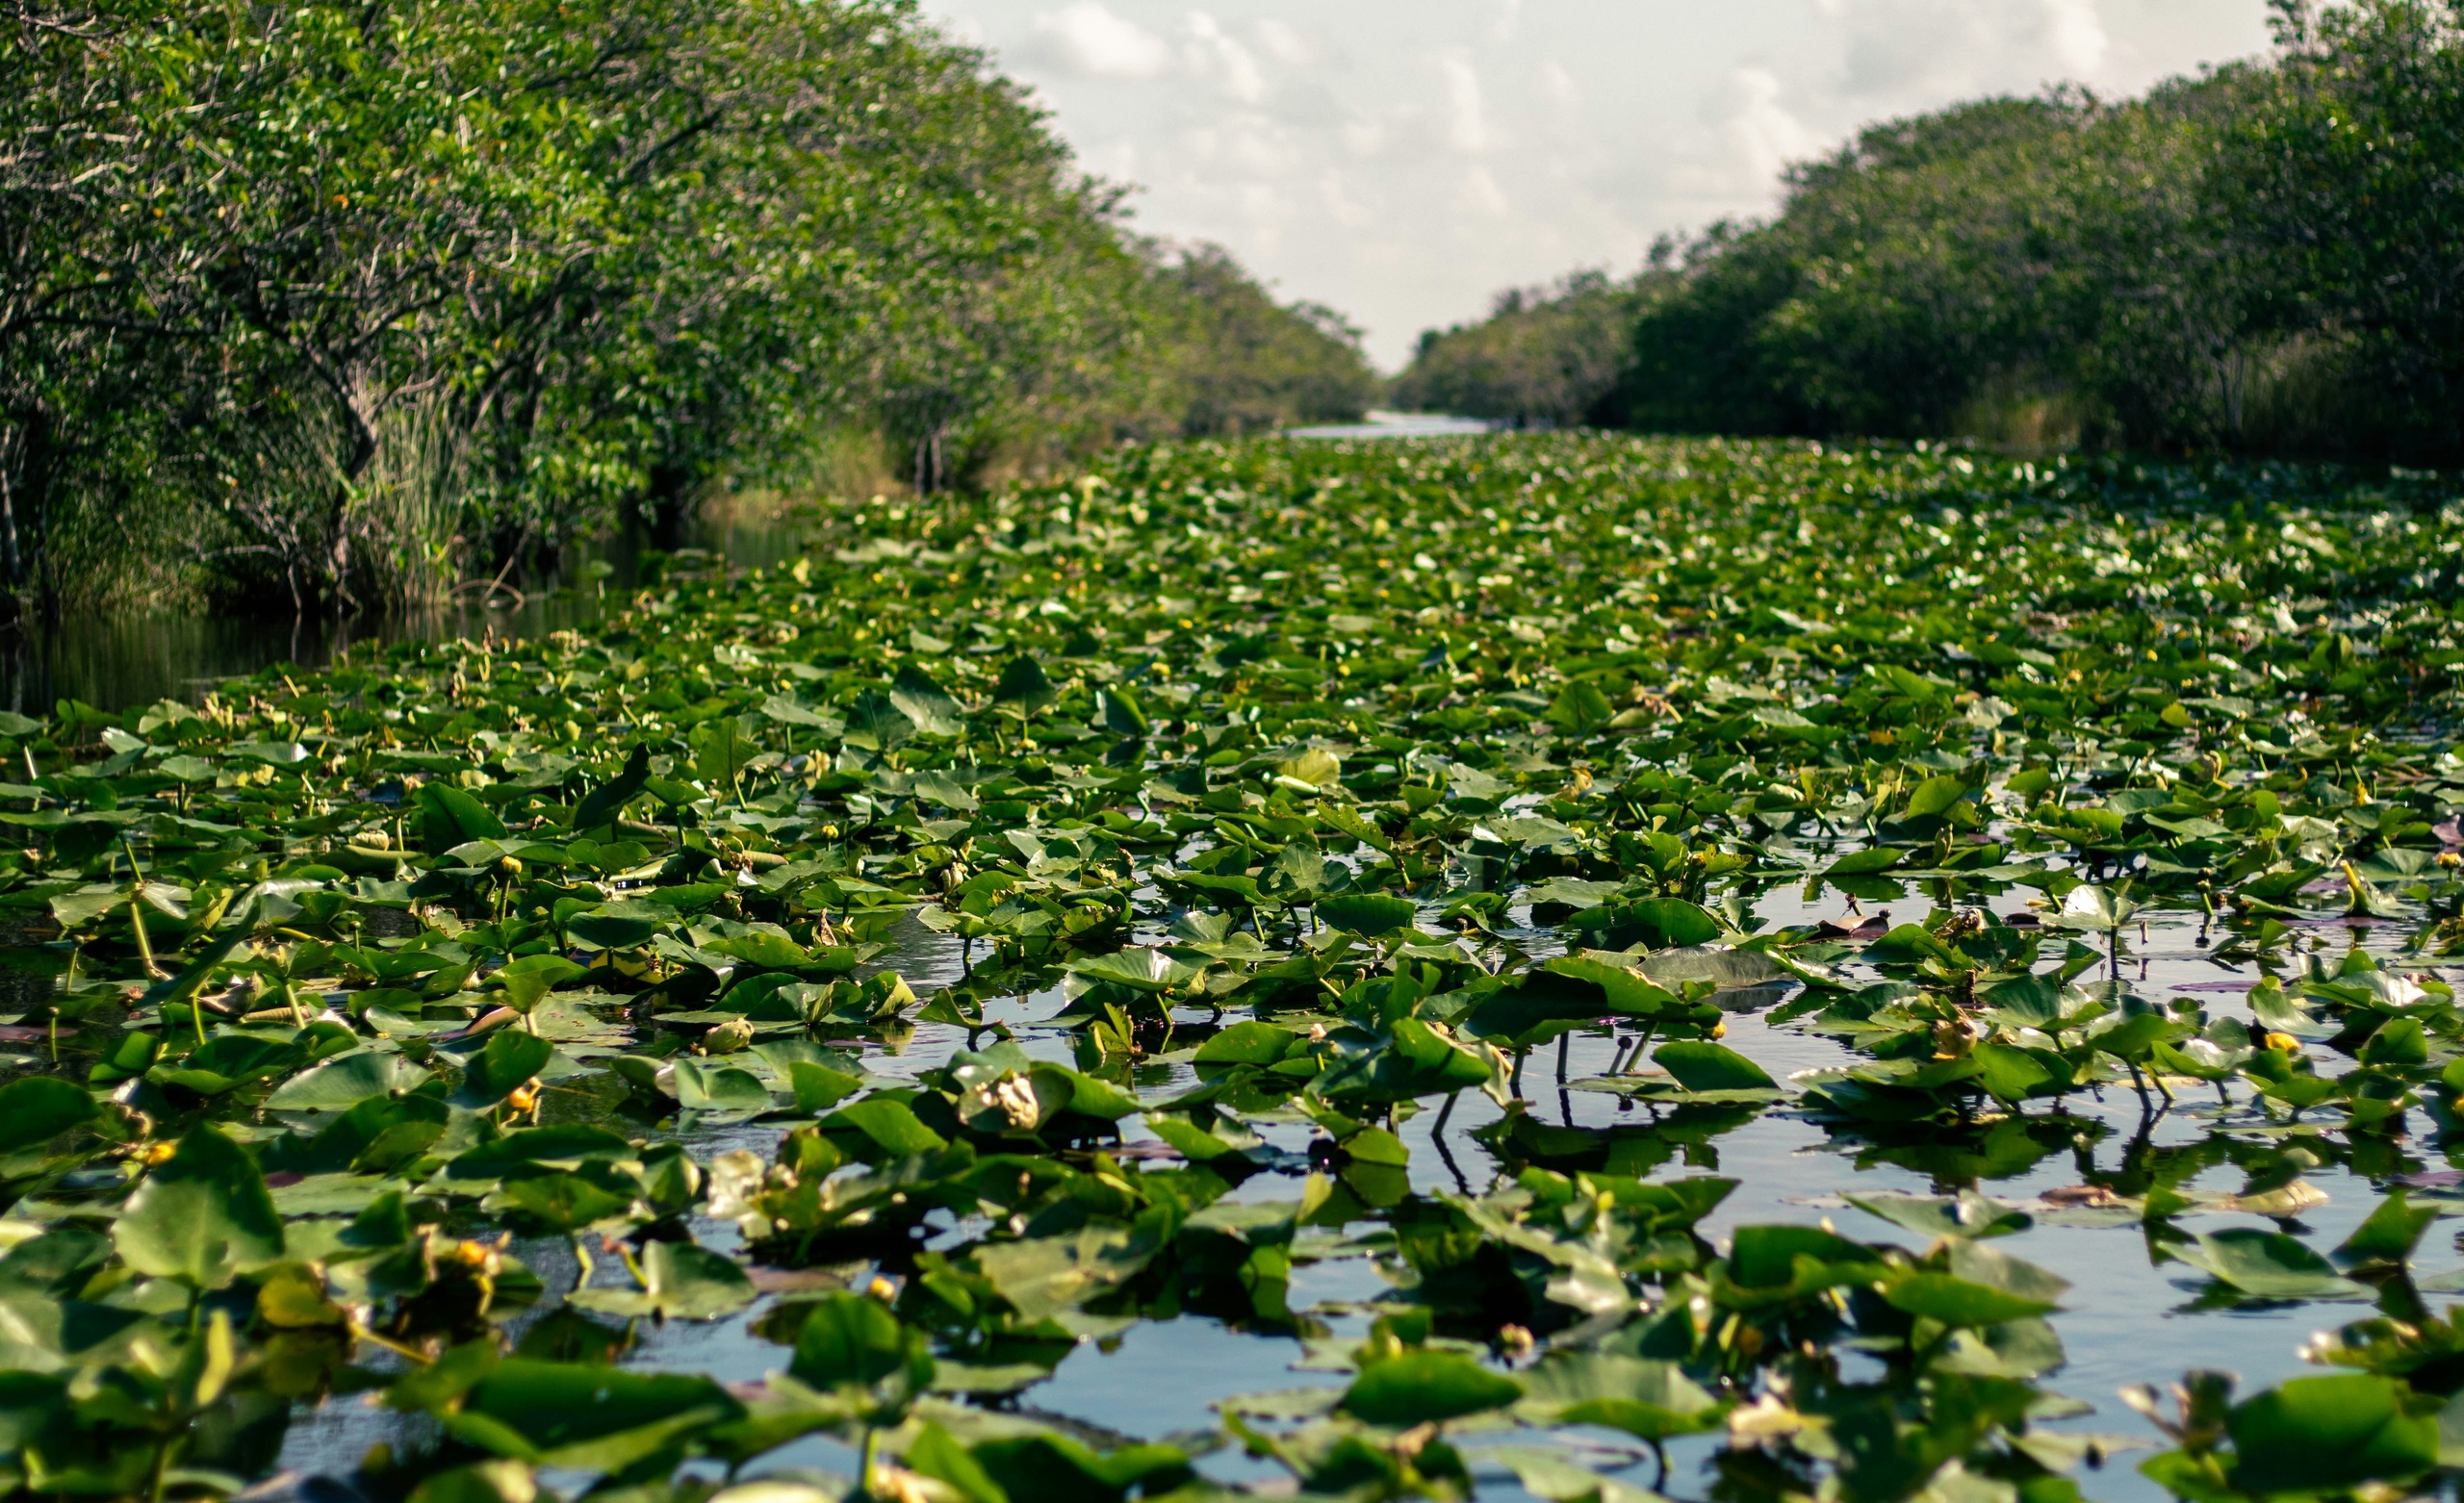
<box><xmin>0</xmin><ymin>0</ymin><xmax>1366</xmax><ymax>614</ymax></box>
<box><xmin>1150</xmin><ymin>243</ymin><xmax>1378</xmax><ymax>438</ymax></box>
<box><xmin>1389</xmin><ymin>269</ymin><xmax>1639</xmax><ymax>428</ymax></box>
<box><xmin>0</xmin><ymin>432</ymin><xmax>2457</xmax><ymax>1502</ymax></box>
<box><xmin>1410</xmin><ymin>4</ymin><xmax>2464</xmax><ymax>464</ymax></box>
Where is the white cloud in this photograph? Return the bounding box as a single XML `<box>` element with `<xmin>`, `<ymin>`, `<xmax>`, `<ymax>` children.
<box><xmin>1252</xmin><ymin>16</ymin><xmax>1312</xmax><ymax>67</ymax></box>
<box><xmin>1827</xmin><ymin>0</ymin><xmax>2120</xmax><ymax>97</ymax></box>
<box><xmin>1456</xmin><ymin>164</ymin><xmax>1510</xmax><ymax>217</ymax></box>
<box><xmin>1032</xmin><ymin>2</ymin><xmax>1173</xmax><ymax>79</ymax></box>
<box><xmin>1541</xmin><ymin>60</ymin><xmax>1580</xmax><ymax>109</ymax></box>
<box><xmin>2044</xmin><ymin>0</ymin><xmax>2112</xmax><ymax>76</ymax></box>
<box><xmin>1081</xmin><ymin>136</ymin><xmax>1146</xmax><ymax>184</ymax></box>
<box><xmin>1724</xmin><ymin>66</ymin><xmax>1824</xmax><ymax>186</ymax></box>
<box><xmin>1183</xmin><ymin>13</ymin><xmax>1267</xmax><ymax>104</ymax></box>
<box><xmin>1319</xmin><ymin>169</ymin><xmax>1375</xmax><ymax>230</ymax></box>
<box><xmin>1433</xmin><ymin>49</ymin><xmax>1490</xmax><ymax>155</ymax></box>
<box><xmin>925</xmin><ymin>0</ymin><xmax>2271</xmax><ymax>367</ymax></box>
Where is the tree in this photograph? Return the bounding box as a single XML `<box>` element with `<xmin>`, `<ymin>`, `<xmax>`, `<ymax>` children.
<box><xmin>1392</xmin><ymin>268</ymin><xmax>1635</xmax><ymax>429</ymax></box>
<box><xmin>2220</xmin><ymin>0</ymin><xmax>2464</xmax><ymax>458</ymax></box>
<box><xmin>2</xmin><ymin>0</ymin><xmax>1376</xmax><ymax>615</ymax></box>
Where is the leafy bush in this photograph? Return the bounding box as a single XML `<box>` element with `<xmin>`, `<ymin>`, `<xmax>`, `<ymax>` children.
<box><xmin>1405</xmin><ymin>0</ymin><xmax>2464</xmax><ymax>467</ymax></box>
<box><xmin>0</xmin><ymin>0</ymin><xmax>1371</xmax><ymax>615</ymax></box>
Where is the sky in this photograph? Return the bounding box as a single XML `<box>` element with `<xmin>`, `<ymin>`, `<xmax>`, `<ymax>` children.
<box><xmin>918</xmin><ymin>0</ymin><xmax>2278</xmax><ymax>369</ymax></box>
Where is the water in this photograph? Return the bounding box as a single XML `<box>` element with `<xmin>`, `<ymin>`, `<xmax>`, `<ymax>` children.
<box><xmin>253</xmin><ymin>867</ymin><xmax>2455</xmax><ymax>1501</ymax></box>
<box><xmin>1288</xmin><ymin>411</ymin><xmax>1507</xmax><ymax>440</ymax></box>
<box><xmin>57</xmin><ymin>497</ymin><xmax>2447</xmax><ymax>1499</ymax></box>
<box><xmin>3</xmin><ymin>500</ymin><xmax>814</xmax><ymax>714</ymax></box>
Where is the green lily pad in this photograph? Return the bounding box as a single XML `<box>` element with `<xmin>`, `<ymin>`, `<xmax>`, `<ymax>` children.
<box><xmin>113</xmin><ymin>1124</ymin><xmax>284</xmax><ymax>1290</ymax></box>
<box><xmin>1339</xmin><ymin>1350</ymin><xmax>1523</xmax><ymax>1428</ymax></box>
<box><xmin>0</xmin><ymin>1077</ymin><xmax>98</xmax><ymax>1157</ymax></box>
<box><xmin>568</xmin><ymin>1239</ymin><xmax>756</xmax><ymax>1320</ymax></box>
<box><xmin>2176</xmin><ymin>1229</ymin><xmax>2371</xmax><ymax>1301</ymax></box>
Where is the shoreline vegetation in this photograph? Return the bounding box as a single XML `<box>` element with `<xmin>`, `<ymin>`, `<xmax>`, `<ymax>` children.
<box><xmin>1396</xmin><ymin>0</ymin><xmax>2464</xmax><ymax>469</ymax></box>
<box><xmin>13</xmin><ymin>0</ymin><xmax>2464</xmax><ymax>633</ymax></box>
<box><xmin>0</xmin><ymin>0</ymin><xmax>1376</xmax><ymax>621</ymax></box>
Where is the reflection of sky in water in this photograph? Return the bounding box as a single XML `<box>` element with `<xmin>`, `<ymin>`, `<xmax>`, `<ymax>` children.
<box><xmin>1288</xmin><ymin>412</ymin><xmax>1507</xmax><ymax>440</ymax></box>
<box><xmin>270</xmin><ymin>852</ymin><xmax>2462</xmax><ymax>1500</ymax></box>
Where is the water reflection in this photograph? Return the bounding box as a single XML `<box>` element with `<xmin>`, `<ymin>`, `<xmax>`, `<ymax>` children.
<box><xmin>232</xmin><ymin>833</ymin><xmax>2458</xmax><ymax>1503</ymax></box>
<box><xmin>1286</xmin><ymin>410</ymin><xmax>1506</xmax><ymax>440</ymax></box>
<box><xmin>3</xmin><ymin>500</ymin><xmax>819</xmax><ymax>712</ymax></box>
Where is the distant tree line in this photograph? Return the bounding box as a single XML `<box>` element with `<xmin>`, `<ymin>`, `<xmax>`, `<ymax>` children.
<box><xmin>1388</xmin><ymin>270</ymin><xmax>1640</xmax><ymax>430</ymax></box>
<box><xmin>1396</xmin><ymin>0</ymin><xmax>2464</xmax><ymax>465</ymax></box>
<box><xmin>0</xmin><ymin>0</ymin><xmax>1373</xmax><ymax>617</ymax></box>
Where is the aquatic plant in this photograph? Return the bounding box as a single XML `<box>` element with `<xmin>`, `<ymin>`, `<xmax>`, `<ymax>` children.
<box><xmin>0</xmin><ymin>432</ymin><xmax>2458</xmax><ymax>1501</ymax></box>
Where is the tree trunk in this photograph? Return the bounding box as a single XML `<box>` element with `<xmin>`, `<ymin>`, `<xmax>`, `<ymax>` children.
<box><xmin>645</xmin><ymin>461</ymin><xmax>697</xmax><ymax>550</ymax></box>
<box><xmin>0</xmin><ymin>404</ymin><xmax>54</xmax><ymax>625</ymax></box>
<box><xmin>326</xmin><ymin>501</ymin><xmax>355</xmax><ymax>615</ymax></box>
<box><xmin>912</xmin><ymin>424</ymin><xmax>948</xmax><ymax>497</ymax></box>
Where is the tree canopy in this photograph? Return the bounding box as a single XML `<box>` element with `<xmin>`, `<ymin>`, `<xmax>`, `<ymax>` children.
<box><xmin>0</xmin><ymin>0</ymin><xmax>1373</xmax><ymax>615</ymax></box>
<box><xmin>1397</xmin><ymin>0</ymin><xmax>2464</xmax><ymax>465</ymax></box>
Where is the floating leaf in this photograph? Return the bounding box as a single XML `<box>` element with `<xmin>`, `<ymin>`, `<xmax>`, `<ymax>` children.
<box><xmin>573</xmin><ymin>745</ymin><xmax>651</xmax><ymax>831</ymax></box>
<box><xmin>450</xmin><ymin>1031</ymin><xmax>555</xmax><ymax>1108</ymax></box>
<box><xmin>445</xmin><ymin>1360</ymin><xmax>744</xmax><ymax>1470</ymax></box>
<box><xmin>1339</xmin><ymin>1351</ymin><xmax>1523</xmax><ymax>1427</ymax></box>
<box><xmin>890</xmin><ymin>666</ymin><xmax>965</xmax><ymax>736</ymax></box>
<box><xmin>114</xmin><ymin>1125</ymin><xmax>284</xmax><ymax>1289</ymax></box>
<box><xmin>2176</xmin><ymin>1229</ymin><xmax>2370</xmax><ymax>1301</ymax></box>
<box><xmin>1653</xmin><ymin>1040</ymin><xmax>1777</xmax><ymax>1094</ymax></box>
<box><xmin>1845</xmin><ymin>1191</ymin><xmax>2030</xmax><ymax>1241</ymax></box>
<box><xmin>671</xmin><ymin>1058</ymin><xmax>772</xmax><ymax>1113</ymax></box>
<box><xmin>267</xmin><ymin>1052</ymin><xmax>434</xmax><ymax>1112</ymax></box>
<box><xmin>1315</xmin><ymin>892</ymin><xmax>1417</xmax><ymax>934</ymax></box>
<box><xmin>1065</xmin><ymin>948</ymin><xmax>1201</xmax><ymax>992</ymax></box>
<box><xmin>2335</xmin><ymin>1191</ymin><xmax>2436</xmax><ymax>1269</ymax></box>
<box><xmin>568</xmin><ymin>1240</ymin><xmax>755</xmax><ymax>1320</ymax></box>
<box><xmin>992</xmin><ymin>655</ymin><xmax>1058</xmax><ymax>717</ymax></box>
<box><xmin>2227</xmin><ymin>1375</ymin><xmax>2438</xmax><ymax>1492</ymax></box>
<box><xmin>0</xmin><ymin>1077</ymin><xmax>98</xmax><ymax>1157</ymax></box>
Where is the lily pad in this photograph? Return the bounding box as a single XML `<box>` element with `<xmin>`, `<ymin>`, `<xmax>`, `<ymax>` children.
<box><xmin>113</xmin><ymin>1125</ymin><xmax>284</xmax><ymax>1290</ymax></box>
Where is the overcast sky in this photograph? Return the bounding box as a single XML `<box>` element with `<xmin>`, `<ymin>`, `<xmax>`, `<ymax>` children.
<box><xmin>920</xmin><ymin>1</ymin><xmax>2276</xmax><ymax>369</ymax></box>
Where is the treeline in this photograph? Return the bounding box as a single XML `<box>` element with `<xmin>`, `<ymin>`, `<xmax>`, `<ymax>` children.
<box><xmin>1398</xmin><ymin>0</ymin><xmax>2464</xmax><ymax>463</ymax></box>
<box><xmin>1389</xmin><ymin>271</ymin><xmax>1640</xmax><ymax>430</ymax></box>
<box><xmin>0</xmin><ymin>0</ymin><xmax>1373</xmax><ymax>616</ymax></box>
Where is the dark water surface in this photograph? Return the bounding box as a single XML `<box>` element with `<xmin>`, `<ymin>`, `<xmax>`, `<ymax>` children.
<box><xmin>7</xmin><ymin>504</ymin><xmax>813</xmax><ymax>714</ymax></box>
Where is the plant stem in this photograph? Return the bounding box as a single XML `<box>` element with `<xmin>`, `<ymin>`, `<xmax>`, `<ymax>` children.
<box><xmin>131</xmin><ymin>890</ymin><xmax>168</xmax><ymax>981</ymax></box>
<box><xmin>346</xmin><ymin>1317</ymin><xmax>434</xmax><ymax>1364</ymax></box>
